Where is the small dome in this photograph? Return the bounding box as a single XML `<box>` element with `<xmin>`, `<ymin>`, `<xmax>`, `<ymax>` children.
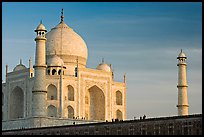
<box><xmin>47</xmin><ymin>55</ymin><xmax>64</xmax><ymax>66</ymax></box>
<box><xmin>13</xmin><ymin>64</ymin><xmax>27</xmax><ymax>72</ymax></box>
<box><xmin>177</xmin><ymin>51</ymin><xmax>187</xmax><ymax>59</ymax></box>
<box><xmin>35</xmin><ymin>23</ymin><xmax>47</xmax><ymax>32</ymax></box>
<box><xmin>97</xmin><ymin>63</ymin><xmax>111</xmax><ymax>72</ymax></box>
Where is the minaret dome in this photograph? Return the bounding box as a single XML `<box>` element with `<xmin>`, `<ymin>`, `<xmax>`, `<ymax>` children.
<box><xmin>176</xmin><ymin>49</ymin><xmax>189</xmax><ymax>116</ymax></box>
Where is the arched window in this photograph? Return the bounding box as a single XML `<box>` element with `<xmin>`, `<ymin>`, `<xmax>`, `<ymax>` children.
<box><xmin>116</xmin><ymin>109</ymin><xmax>123</xmax><ymax>120</ymax></box>
<box><xmin>58</xmin><ymin>69</ymin><xmax>61</xmax><ymax>75</ymax></box>
<box><xmin>116</xmin><ymin>91</ymin><xmax>122</xmax><ymax>105</ymax></box>
<box><xmin>47</xmin><ymin>105</ymin><xmax>57</xmax><ymax>117</ymax></box>
<box><xmin>68</xmin><ymin>105</ymin><xmax>74</xmax><ymax>118</ymax></box>
<box><xmin>47</xmin><ymin>69</ymin><xmax>50</xmax><ymax>75</ymax></box>
<box><xmin>47</xmin><ymin>84</ymin><xmax>57</xmax><ymax>100</ymax></box>
<box><xmin>68</xmin><ymin>85</ymin><xmax>74</xmax><ymax>101</ymax></box>
<box><xmin>52</xmin><ymin>69</ymin><xmax>57</xmax><ymax>75</ymax></box>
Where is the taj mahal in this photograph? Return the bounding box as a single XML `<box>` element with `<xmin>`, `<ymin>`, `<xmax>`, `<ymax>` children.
<box><xmin>2</xmin><ymin>9</ymin><xmax>189</xmax><ymax>131</ymax></box>
<box><xmin>2</xmin><ymin>10</ymin><xmax>126</xmax><ymax>130</ymax></box>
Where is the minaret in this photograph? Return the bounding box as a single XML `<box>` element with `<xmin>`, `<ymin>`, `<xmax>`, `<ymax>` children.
<box><xmin>32</xmin><ymin>21</ymin><xmax>47</xmax><ymax>117</ymax></box>
<box><xmin>176</xmin><ymin>49</ymin><xmax>189</xmax><ymax>116</ymax></box>
<box><xmin>29</xmin><ymin>57</ymin><xmax>32</xmax><ymax>68</ymax></box>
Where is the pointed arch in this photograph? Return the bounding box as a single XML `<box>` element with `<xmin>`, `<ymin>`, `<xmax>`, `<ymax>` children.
<box><xmin>116</xmin><ymin>109</ymin><xmax>123</xmax><ymax>120</ymax></box>
<box><xmin>88</xmin><ymin>85</ymin><xmax>105</xmax><ymax>121</ymax></box>
<box><xmin>9</xmin><ymin>86</ymin><xmax>24</xmax><ymax>119</ymax></box>
<box><xmin>68</xmin><ymin>85</ymin><xmax>74</xmax><ymax>101</ymax></box>
<box><xmin>52</xmin><ymin>69</ymin><xmax>57</xmax><ymax>75</ymax></box>
<box><xmin>67</xmin><ymin>105</ymin><xmax>74</xmax><ymax>118</ymax></box>
<box><xmin>47</xmin><ymin>84</ymin><xmax>57</xmax><ymax>100</ymax></box>
<box><xmin>47</xmin><ymin>105</ymin><xmax>57</xmax><ymax>117</ymax></box>
<box><xmin>58</xmin><ymin>69</ymin><xmax>61</xmax><ymax>75</ymax></box>
<box><xmin>116</xmin><ymin>90</ymin><xmax>122</xmax><ymax>105</ymax></box>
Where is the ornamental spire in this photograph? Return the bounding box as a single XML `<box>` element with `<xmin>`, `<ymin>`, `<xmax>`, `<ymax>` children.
<box><xmin>102</xmin><ymin>58</ymin><xmax>104</xmax><ymax>64</ymax></box>
<box><xmin>29</xmin><ymin>57</ymin><xmax>32</xmax><ymax>68</ymax></box>
<box><xmin>6</xmin><ymin>64</ymin><xmax>8</xmax><ymax>75</ymax></box>
<box><xmin>20</xmin><ymin>59</ymin><xmax>22</xmax><ymax>64</ymax></box>
<box><xmin>61</xmin><ymin>8</ymin><xmax>64</xmax><ymax>22</ymax></box>
<box><xmin>124</xmin><ymin>73</ymin><xmax>126</xmax><ymax>83</ymax></box>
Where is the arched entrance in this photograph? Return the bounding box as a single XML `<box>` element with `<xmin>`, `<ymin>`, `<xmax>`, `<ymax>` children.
<box><xmin>88</xmin><ymin>85</ymin><xmax>105</xmax><ymax>121</ymax></box>
<box><xmin>9</xmin><ymin>86</ymin><xmax>24</xmax><ymax>119</ymax></box>
<box><xmin>47</xmin><ymin>105</ymin><xmax>57</xmax><ymax>117</ymax></box>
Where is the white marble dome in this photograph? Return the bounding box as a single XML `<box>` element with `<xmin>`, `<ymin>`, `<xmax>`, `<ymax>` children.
<box><xmin>177</xmin><ymin>51</ymin><xmax>187</xmax><ymax>59</ymax></box>
<box><xmin>45</xmin><ymin>21</ymin><xmax>88</xmax><ymax>66</ymax></box>
<box><xmin>35</xmin><ymin>23</ymin><xmax>47</xmax><ymax>32</ymax></box>
<box><xmin>13</xmin><ymin>64</ymin><xmax>27</xmax><ymax>72</ymax></box>
<box><xmin>47</xmin><ymin>55</ymin><xmax>64</xmax><ymax>66</ymax></box>
<box><xmin>97</xmin><ymin>63</ymin><xmax>111</xmax><ymax>72</ymax></box>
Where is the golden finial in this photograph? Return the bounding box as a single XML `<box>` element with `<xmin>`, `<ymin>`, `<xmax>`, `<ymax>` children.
<box><xmin>20</xmin><ymin>59</ymin><xmax>22</xmax><ymax>64</ymax></box>
<box><xmin>102</xmin><ymin>58</ymin><xmax>104</xmax><ymax>64</ymax></box>
<box><xmin>61</xmin><ymin>8</ymin><xmax>64</xmax><ymax>22</ymax></box>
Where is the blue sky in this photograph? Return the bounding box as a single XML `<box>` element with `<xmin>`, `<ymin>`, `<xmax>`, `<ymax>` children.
<box><xmin>2</xmin><ymin>2</ymin><xmax>202</xmax><ymax>119</ymax></box>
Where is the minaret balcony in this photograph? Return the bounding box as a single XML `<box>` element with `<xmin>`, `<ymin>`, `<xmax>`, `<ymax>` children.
<box><xmin>35</xmin><ymin>36</ymin><xmax>47</xmax><ymax>41</ymax></box>
<box><xmin>177</xmin><ymin>85</ymin><xmax>188</xmax><ymax>88</ymax></box>
<box><xmin>177</xmin><ymin>62</ymin><xmax>186</xmax><ymax>66</ymax></box>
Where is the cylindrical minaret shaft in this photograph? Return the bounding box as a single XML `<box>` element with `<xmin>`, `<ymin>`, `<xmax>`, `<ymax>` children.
<box><xmin>32</xmin><ymin>22</ymin><xmax>47</xmax><ymax>117</ymax></box>
<box><xmin>29</xmin><ymin>57</ymin><xmax>32</xmax><ymax>69</ymax></box>
<box><xmin>177</xmin><ymin>50</ymin><xmax>189</xmax><ymax>116</ymax></box>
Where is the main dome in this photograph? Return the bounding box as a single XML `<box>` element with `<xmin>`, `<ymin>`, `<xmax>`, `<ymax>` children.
<box><xmin>45</xmin><ymin>20</ymin><xmax>88</xmax><ymax>66</ymax></box>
